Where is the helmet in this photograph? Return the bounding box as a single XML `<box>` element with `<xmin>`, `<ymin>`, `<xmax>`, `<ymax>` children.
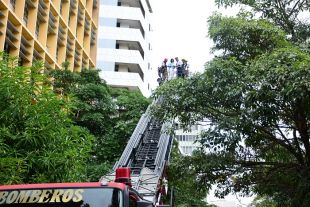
<box><xmin>164</xmin><ymin>58</ymin><xmax>168</xmax><ymax>62</ymax></box>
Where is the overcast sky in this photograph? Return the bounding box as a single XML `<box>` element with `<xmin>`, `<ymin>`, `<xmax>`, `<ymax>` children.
<box><xmin>150</xmin><ymin>0</ymin><xmax>215</xmax><ymax>74</ymax></box>
<box><xmin>149</xmin><ymin>1</ymin><xmax>253</xmax><ymax>206</ymax></box>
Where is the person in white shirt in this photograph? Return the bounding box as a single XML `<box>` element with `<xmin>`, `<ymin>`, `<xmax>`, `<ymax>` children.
<box><xmin>167</xmin><ymin>58</ymin><xmax>176</xmax><ymax>80</ymax></box>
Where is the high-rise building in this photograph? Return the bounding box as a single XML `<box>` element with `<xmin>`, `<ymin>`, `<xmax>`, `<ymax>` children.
<box><xmin>0</xmin><ymin>0</ymin><xmax>99</xmax><ymax>71</ymax></box>
<box><xmin>175</xmin><ymin>124</ymin><xmax>201</xmax><ymax>156</ymax></box>
<box><xmin>97</xmin><ymin>0</ymin><xmax>153</xmax><ymax>97</ymax></box>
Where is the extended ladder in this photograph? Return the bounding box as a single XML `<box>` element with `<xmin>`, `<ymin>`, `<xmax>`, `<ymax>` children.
<box><xmin>101</xmin><ymin>98</ymin><xmax>173</xmax><ymax>205</ymax></box>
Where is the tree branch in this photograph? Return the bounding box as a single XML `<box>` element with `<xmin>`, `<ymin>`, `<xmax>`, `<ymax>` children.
<box><xmin>256</xmin><ymin>126</ymin><xmax>304</xmax><ymax>165</ymax></box>
<box><xmin>288</xmin><ymin>0</ymin><xmax>306</xmax><ymax>18</ymax></box>
<box><xmin>235</xmin><ymin>160</ymin><xmax>296</xmax><ymax>167</ymax></box>
<box><xmin>293</xmin><ymin>128</ymin><xmax>305</xmax><ymax>162</ymax></box>
<box><xmin>294</xmin><ymin>101</ymin><xmax>310</xmax><ymax>165</ymax></box>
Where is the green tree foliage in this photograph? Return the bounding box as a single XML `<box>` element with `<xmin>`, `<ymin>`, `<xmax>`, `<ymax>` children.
<box><xmin>215</xmin><ymin>0</ymin><xmax>310</xmax><ymax>43</ymax></box>
<box><xmin>249</xmin><ymin>196</ymin><xmax>277</xmax><ymax>207</ymax></box>
<box><xmin>51</xmin><ymin>67</ymin><xmax>150</xmax><ymax>181</ymax></box>
<box><xmin>107</xmin><ymin>88</ymin><xmax>151</xmax><ymax>157</ymax></box>
<box><xmin>152</xmin><ymin>2</ymin><xmax>310</xmax><ymax>206</ymax></box>
<box><xmin>167</xmin><ymin>141</ymin><xmax>213</xmax><ymax>207</ymax></box>
<box><xmin>0</xmin><ymin>55</ymin><xmax>94</xmax><ymax>184</ymax></box>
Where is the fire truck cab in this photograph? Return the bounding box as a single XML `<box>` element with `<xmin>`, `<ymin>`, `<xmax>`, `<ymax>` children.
<box><xmin>0</xmin><ymin>168</ymin><xmax>154</xmax><ymax>207</ymax></box>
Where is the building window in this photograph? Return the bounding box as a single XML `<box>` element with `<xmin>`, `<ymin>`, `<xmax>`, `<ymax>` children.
<box><xmin>176</xmin><ymin>135</ymin><xmax>198</xmax><ymax>142</ymax></box>
<box><xmin>116</xmin><ymin>22</ymin><xmax>120</xmax><ymax>27</ymax></box>
<box><xmin>117</xmin><ymin>2</ymin><xmax>121</xmax><ymax>6</ymax></box>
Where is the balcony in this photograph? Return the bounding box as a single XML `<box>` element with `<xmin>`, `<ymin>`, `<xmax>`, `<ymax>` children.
<box><xmin>117</xmin><ymin>18</ymin><xmax>145</xmax><ymax>38</ymax></box>
<box><xmin>97</xmin><ymin>48</ymin><xmax>147</xmax><ymax>74</ymax></box>
<box><xmin>58</xmin><ymin>25</ymin><xmax>66</xmax><ymax>41</ymax></box>
<box><xmin>82</xmin><ymin>57</ymin><xmax>88</xmax><ymax>68</ymax></box>
<box><xmin>70</xmin><ymin>0</ymin><xmax>77</xmax><ymax>9</ymax></box>
<box><xmin>93</xmin><ymin>0</ymin><xmax>98</xmax><ymax>9</ymax></box>
<box><xmin>37</xmin><ymin>1</ymin><xmax>48</xmax><ymax>23</ymax></box>
<box><xmin>66</xmin><ymin>35</ymin><xmax>74</xmax><ymax>51</ymax></box>
<box><xmin>0</xmin><ymin>11</ymin><xmax>6</xmax><ymax>29</ymax></box>
<box><xmin>33</xmin><ymin>49</ymin><xmax>43</xmax><ymax>61</ymax></box>
<box><xmin>99</xmin><ymin>26</ymin><xmax>147</xmax><ymax>51</ymax></box>
<box><xmin>77</xmin><ymin>8</ymin><xmax>84</xmax><ymax>25</ymax></box>
<box><xmin>48</xmin><ymin>13</ymin><xmax>57</xmax><ymax>34</ymax></box>
<box><xmin>5</xmin><ymin>20</ymin><xmax>18</xmax><ymax>47</ymax></box>
<box><xmin>90</xmin><ymin>29</ymin><xmax>96</xmax><ymax>45</ymax></box>
<box><xmin>25</xmin><ymin>0</ymin><xmax>36</xmax><ymax>9</ymax></box>
<box><xmin>84</xmin><ymin>18</ymin><xmax>90</xmax><ymax>31</ymax></box>
<box><xmin>38</xmin><ymin>0</ymin><xmax>48</xmax><ymax>16</ymax></box>
<box><xmin>45</xmin><ymin>61</ymin><xmax>53</xmax><ymax>70</ymax></box>
<box><xmin>99</xmin><ymin>70</ymin><xmax>149</xmax><ymax>96</ymax></box>
<box><xmin>118</xmin><ymin>0</ymin><xmax>141</xmax><ymax>7</ymax></box>
<box><xmin>20</xmin><ymin>37</ymin><xmax>31</xmax><ymax>63</ymax></box>
<box><xmin>101</xmin><ymin>5</ymin><xmax>143</xmax><ymax>23</ymax></box>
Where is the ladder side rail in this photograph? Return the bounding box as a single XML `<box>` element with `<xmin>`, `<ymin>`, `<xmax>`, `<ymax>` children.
<box><xmin>154</xmin><ymin>122</ymin><xmax>173</xmax><ymax>174</ymax></box>
<box><xmin>156</xmin><ymin>135</ymin><xmax>173</xmax><ymax>176</ymax></box>
<box><xmin>115</xmin><ymin>114</ymin><xmax>151</xmax><ymax>169</ymax></box>
<box><xmin>154</xmin><ymin>137</ymin><xmax>165</xmax><ymax>173</ymax></box>
<box><xmin>154</xmin><ymin>134</ymin><xmax>170</xmax><ymax>174</ymax></box>
<box><xmin>154</xmin><ymin>122</ymin><xmax>171</xmax><ymax>164</ymax></box>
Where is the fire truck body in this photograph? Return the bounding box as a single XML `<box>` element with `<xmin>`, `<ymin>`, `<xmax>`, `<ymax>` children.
<box><xmin>0</xmin><ymin>180</ymin><xmax>153</xmax><ymax>207</ymax></box>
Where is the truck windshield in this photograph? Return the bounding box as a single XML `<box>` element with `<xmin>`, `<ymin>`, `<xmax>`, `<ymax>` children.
<box><xmin>0</xmin><ymin>187</ymin><xmax>123</xmax><ymax>207</ymax></box>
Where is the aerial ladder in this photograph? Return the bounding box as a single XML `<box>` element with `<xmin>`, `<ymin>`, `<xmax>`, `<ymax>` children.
<box><xmin>101</xmin><ymin>97</ymin><xmax>174</xmax><ymax>206</ymax></box>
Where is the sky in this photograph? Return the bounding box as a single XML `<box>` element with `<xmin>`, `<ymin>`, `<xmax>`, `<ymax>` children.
<box><xmin>150</xmin><ymin>0</ymin><xmax>215</xmax><ymax>74</ymax></box>
<box><xmin>149</xmin><ymin>1</ymin><xmax>253</xmax><ymax>206</ymax></box>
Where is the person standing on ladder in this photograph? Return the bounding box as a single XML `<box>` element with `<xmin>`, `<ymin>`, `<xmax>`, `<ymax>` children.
<box><xmin>175</xmin><ymin>57</ymin><xmax>183</xmax><ymax>78</ymax></box>
<box><xmin>161</xmin><ymin>58</ymin><xmax>168</xmax><ymax>81</ymax></box>
<box><xmin>182</xmin><ymin>59</ymin><xmax>189</xmax><ymax>78</ymax></box>
<box><xmin>167</xmin><ymin>58</ymin><xmax>176</xmax><ymax>80</ymax></box>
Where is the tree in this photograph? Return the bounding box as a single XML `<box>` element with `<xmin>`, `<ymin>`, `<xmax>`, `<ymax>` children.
<box><xmin>152</xmin><ymin>2</ymin><xmax>310</xmax><ymax>206</ymax></box>
<box><xmin>0</xmin><ymin>55</ymin><xmax>94</xmax><ymax>184</ymax></box>
<box><xmin>51</xmin><ymin>67</ymin><xmax>150</xmax><ymax>181</ymax></box>
<box><xmin>215</xmin><ymin>0</ymin><xmax>310</xmax><ymax>43</ymax></box>
<box><xmin>166</xmin><ymin>141</ymin><xmax>215</xmax><ymax>207</ymax></box>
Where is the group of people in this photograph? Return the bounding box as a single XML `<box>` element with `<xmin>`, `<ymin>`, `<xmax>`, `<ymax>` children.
<box><xmin>157</xmin><ymin>57</ymin><xmax>189</xmax><ymax>85</ymax></box>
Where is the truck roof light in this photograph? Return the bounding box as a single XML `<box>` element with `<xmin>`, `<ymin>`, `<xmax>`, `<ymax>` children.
<box><xmin>115</xmin><ymin>167</ymin><xmax>132</xmax><ymax>187</ymax></box>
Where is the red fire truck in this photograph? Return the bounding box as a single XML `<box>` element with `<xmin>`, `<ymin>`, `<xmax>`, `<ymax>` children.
<box><xmin>0</xmin><ymin>168</ymin><xmax>153</xmax><ymax>207</ymax></box>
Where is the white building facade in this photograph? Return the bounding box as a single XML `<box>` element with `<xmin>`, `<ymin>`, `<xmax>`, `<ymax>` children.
<box><xmin>175</xmin><ymin>124</ymin><xmax>202</xmax><ymax>156</ymax></box>
<box><xmin>97</xmin><ymin>0</ymin><xmax>153</xmax><ymax>97</ymax></box>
